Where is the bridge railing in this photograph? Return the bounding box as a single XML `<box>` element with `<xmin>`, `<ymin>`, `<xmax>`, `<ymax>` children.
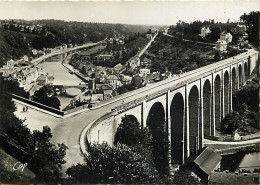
<box><xmin>11</xmin><ymin>94</ymin><xmax>64</xmax><ymax>116</ymax></box>
<box><xmin>84</xmin><ymin>111</ymin><xmax>115</xmax><ymax>151</ymax></box>
<box><xmin>92</xmin><ymin>50</ymin><xmax>257</xmax><ymax>113</ymax></box>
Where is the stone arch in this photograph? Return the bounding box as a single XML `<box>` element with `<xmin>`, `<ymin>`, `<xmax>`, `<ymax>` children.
<box><xmin>188</xmin><ymin>85</ymin><xmax>200</xmax><ymax>156</ymax></box>
<box><xmin>244</xmin><ymin>62</ymin><xmax>249</xmax><ymax>82</ymax></box>
<box><xmin>224</xmin><ymin>71</ymin><xmax>230</xmax><ymax>116</ymax></box>
<box><xmin>170</xmin><ymin>93</ymin><xmax>184</xmax><ymax>164</ymax></box>
<box><xmin>147</xmin><ymin>102</ymin><xmax>165</xmax><ymax>129</ymax></box>
<box><xmin>214</xmin><ymin>75</ymin><xmax>221</xmax><ymax>130</ymax></box>
<box><xmin>124</xmin><ymin>114</ymin><xmax>139</xmax><ymax>125</ymax></box>
<box><xmin>232</xmin><ymin>67</ymin><xmax>237</xmax><ymax>91</ymax></box>
<box><xmin>146</xmin><ymin>102</ymin><xmax>167</xmax><ymax>173</ymax></box>
<box><xmin>239</xmin><ymin>64</ymin><xmax>243</xmax><ymax>86</ymax></box>
<box><xmin>203</xmin><ymin>79</ymin><xmax>211</xmax><ymax>137</ymax></box>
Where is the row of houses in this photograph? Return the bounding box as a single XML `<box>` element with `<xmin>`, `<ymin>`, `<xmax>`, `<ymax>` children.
<box><xmin>1</xmin><ymin>61</ymin><xmax>54</xmax><ymax>91</ymax></box>
<box><xmin>1</xmin><ymin>22</ymin><xmax>43</xmax><ymax>33</ymax></box>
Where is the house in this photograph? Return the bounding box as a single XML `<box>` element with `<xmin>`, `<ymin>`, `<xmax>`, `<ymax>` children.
<box><xmin>103</xmin><ymin>89</ymin><xmax>113</xmax><ymax>100</ymax></box>
<box><xmin>47</xmin><ymin>75</ymin><xmax>55</xmax><ymax>85</ymax></box>
<box><xmin>62</xmin><ymin>44</ymin><xmax>67</xmax><ymax>50</ymax></box>
<box><xmin>114</xmin><ymin>63</ymin><xmax>123</xmax><ymax>72</ymax></box>
<box><xmin>45</xmin><ymin>49</ymin><xmax>52</xmax><ymax>54</ymax></box>
<box><xmin>220</xmin><ymin>32</ymin><xmax>232</xmax><ymax>43</ymax></box>
<box><xmin>90</xmin><ymin>94</ymin><xmax>104</xmax><ymax>103</ymax></box>
<box><xmin>185</xmin><ymin>147</ymin><xmax>222</xmax><ymax>183</ymax></box>
<box><xmin>37</xmin><ymin>74</ymin><xmax>48</xmax><ymax>86</ymax></box>
<box><xmin>32</xmin><ymin>49</ymin><xmax>38</xmax><ymax>56</ymax></box>
<box><xmin>199</xmin><ymin>27</ymin><xmax>211</xmax><ymax>38</ymax></box>
<box><xmin>106</xmin><ymin>74</ymin><xmax>122</xmax><ymax>89</ymax></box>
<box><xmin>140</xmin><ymin>68</ymin><xmax>151</xmax><ymax>76</ymax></box>
<box><xmin>37</xmin><ymin>50</ymin><xmax>45</xmax><ymax>57</ymax></box>
<box><xmin>146</xmin><ymin>72</ymin><xmax>160</xmax><ymax>84</ymax></box>
<box><xmin>100</xmin><ymin>84</ymin><xmax>113</xmax><ymax>91</ymax></box>
<box><xmin>141</xmin><ymin>57</ymin><xmax>152</xmax><ymax>67</ymax></box>
<box><xmin>236</xmin><ymin>24</ymin><xmax>246</xmax><ymax>34</ymax></box>
<box><xmin>216</xmin><ymin>39</ymin><xmax>227</xmax><ymax>52</ymax></box>
<box><xmin>121</xmin><ymin>75</ymin><xmax>132</xmax><ymax>85</ymax></box>
<box><xmin>129</xmin><ymin>57</ymin><xmax>140</xmax><ymax>69</ymax></box>
<box><xmin>146</xmin><ymin>33</ymin><xmax>153</xmax><ymax>40</ymax></box>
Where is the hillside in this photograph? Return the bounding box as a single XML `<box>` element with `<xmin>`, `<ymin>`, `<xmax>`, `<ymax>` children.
<box><xmin>0</xmin><ymin>147</ymin><xmax>35</xmax><ymax>182</ymax></box>
<box><xmin>0</xmin><ymin>20</ymin><xmax>152</xmax><ymax>68</ymax></box>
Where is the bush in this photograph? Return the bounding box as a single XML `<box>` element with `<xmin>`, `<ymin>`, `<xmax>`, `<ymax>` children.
<box><xmin>32</xmin><ymin>86</ymin><xmax>61</xmax><ymax>109</ymax></box>
<box><xmin>66</xmin><ymin>143</ymin><xmax>159</xmax><ymax>184</ymax></box>
<box><xmin>221</xmin><ymin>111</ymin><xmax>244</xmax><ymax>134</ymax></box>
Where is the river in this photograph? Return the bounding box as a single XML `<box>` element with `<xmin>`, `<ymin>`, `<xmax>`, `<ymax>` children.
<box><xmin>221</xmin><ymin>152</ymin><xmax>260</xmax><ymax>172</ymax></box>
<box><xmin>37</xmin><ymin>54</ymin><xmax>81</xmax><ymax>86</ymax></box>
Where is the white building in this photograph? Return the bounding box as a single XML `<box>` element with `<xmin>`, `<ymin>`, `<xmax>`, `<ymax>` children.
<box><xmin>216</xmin><ymin>39</ymin><xmax>227</xmax><ymax>52</ymax></box>
<box><xmin>199</xmin><ymin>27</ymin><xmax>211</xmax><ymax>38</ymax></box>
<box><xmin>139</xmin><ymin>68</ymin><xmax>151</xmax><ymax>76</ymax></box>
<box><xmin>129</xmin><ymin>57</ymin><xmax>140</xmax><ymax>69</ymax></box>
<box><xmin>220</xmin><ymin>32</ymin><xmax>232</xmax><ymax>43</ymax></box>
<box><xmin>237</xmin><ymin>24</ymin><xmax>247</xmax><ymax>34</ymax></box>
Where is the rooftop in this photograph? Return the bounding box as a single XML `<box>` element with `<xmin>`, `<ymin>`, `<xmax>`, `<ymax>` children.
<box><xmin>186</xmin><ymin>147</ymin><xmax>222</xmax><ymax>176</ymax></box>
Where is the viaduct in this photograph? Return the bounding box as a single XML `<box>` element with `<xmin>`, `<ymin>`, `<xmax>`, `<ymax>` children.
<box><xmin>85</xmin><ymin>49</ymin><xmax>258</xmax><ymax>165</ymax></box>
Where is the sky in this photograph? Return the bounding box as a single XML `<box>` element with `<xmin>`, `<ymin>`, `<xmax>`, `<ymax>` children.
<box><xmin>0</xmin><ymin>0</ymin><xmax>259</xmax><ymax>25</ymax></box>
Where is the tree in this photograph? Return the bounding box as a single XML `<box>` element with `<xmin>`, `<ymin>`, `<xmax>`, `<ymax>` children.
<box><xmin>32</xmin><ymin>86</ymin><xmax>61</xmax><ymax>109</ymax></box>
<box><xmin>232</xmin><ymin>80</ymin><xmax>259</xmax><ymax>113</ymax></box>
<box><xmin>66</xmin><ymin>143</ymin><xmax>159</xmax><ymax>184</ymax></box>
<box><xmin>207</xmin><ymin>26</ymin><xmax>221</xmax><ymax>41</ymax></box>
<box><xmin>114</xmin><ymin>115</ymin><xmax>140</xmax><ymax>146</ymax></box>
<box><xmin>114</xmin><ymin>115</ymin><xmax>153</xmax><ymax>147</ymax></box>
<box><xmin>214</xmin><ymin>51</ymin><xmax>221</xmax><ymax>61</ymax></box>
<box><xmin>221</xmin><ymin>111</ymin><xmax>244</xmax><ymax>134</ymax></box>
<box><xmin>240</xmin><ymin>11</ymin><xmax>260</xmax><ymax>47</ymax></box>
<box><xmin>114</xmin><ymin>115</ymin><xmax>154</xmax><ymax>163</ymax></box>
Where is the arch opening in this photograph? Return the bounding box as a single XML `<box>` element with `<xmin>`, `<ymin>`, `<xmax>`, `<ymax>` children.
<box><xmin>244</xmin><ymin>62</ymin><xmax>249</xmax><ymax>82</ymax></box>
<box><xmin>147</xmin><ymin>102</ymin><xmax>167</xmax><ymax>174</ymax></box>
<box><xmin>232</xmin><ymin>67</ymin><xmax>237</xmax><ymax>91</ymax></box>
<box><xmin>214</xmin><ymin>75</ymin><xmax>221</xmax><ymax>130</ymax></box>
<box><xmin>239</xmin><ymin>65</ymin><xmax>243</xmax><ymax>86</ymax></box>
<box><xmin>188</xmin><ymin>85</ymin><xmax>199</xmax><ymax>156</ymax></box>
<box><xmin>170</xmin><ymin>93</ymin><xmax>184</xmax><ymax>164</ymax></box>
<box><xmin>203</xmin><ymin>80</ymin><xmax>211</xmax><ymax>137</ymax></box>
<box><xmin>114</xmin><ymin>114</ymin><xmax>140</xmax><ymax>145</ymax></box>
<box><xmin>224</xmin><ymin>71</ymin><xmax>230</xmax><ymax>116</ymax></box>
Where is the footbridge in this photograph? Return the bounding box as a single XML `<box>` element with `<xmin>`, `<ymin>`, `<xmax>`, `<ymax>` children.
<box><xmin>84</xmin><ymin>49</ymin><xmax>258</xmax><ymax>164</ymax></box>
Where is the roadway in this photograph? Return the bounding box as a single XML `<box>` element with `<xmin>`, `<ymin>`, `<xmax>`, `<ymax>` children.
<box><xmin>163</xmin><ymin>32</ymin><xmax>216</xmax><ymax>46</ymax></box>
<box><xmin>30</xmin><ymin>40</ymin><xmax>106</xmax><ymax>66</ymax></box>
<box><xmin>204</xmin><ymin>138</ymin><xmax>260</xmax><ymax>145</ymax></box>
<box><xmin>136</xmin><ymin>32</ymin><xmax>158</xmax><ymax>57</ymax></box>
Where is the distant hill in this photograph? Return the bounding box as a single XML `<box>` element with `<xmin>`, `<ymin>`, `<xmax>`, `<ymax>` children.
<box><xmin>0</xmin><ymin>19</ymin><xmax>152</xmax><ymax>68</ymax></box>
